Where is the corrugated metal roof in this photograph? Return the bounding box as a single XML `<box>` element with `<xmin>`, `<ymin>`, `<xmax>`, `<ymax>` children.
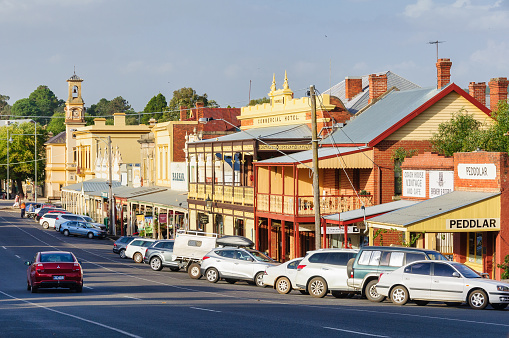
<box><xmin>87</xmin><ymin>185</ymin><xmax>166</xmax><ymax>198</ymax></box>
<box><xmin>128</xmin><ymin>189</ymin><xmax>188</xmax><ymax>210</ymax></box>
<box><xmin>367</xmin><ymin>191</ymin><xmax>500</xmax><ymax>227</ymax></box>
<box><xmin>190</xmin><ymin>124</ymin><xmax>312</xmax><ymax>143</ymax></box>
<box><xmin>257</xmin><ymin>146</ymin><xmax>369</xmax><ymax>164</ymax></box>
<box><xmin>62</xmin><ymin>179</ymin><xmax>122</xmax><ymax>192</ymax></box>
<box><xmin>321</xmin><ymin>86</ymin><xmax>440</xmax><ymax>145</ymax></box>
<box><xmin>323</xmin><ymin>71</ymin><xmax>420</xmax><ymax>114</ymax></box>
<box><xmin>323</xmin><ymin>200</ymin><xmax>419</xmax><ymax>222</ymax></box>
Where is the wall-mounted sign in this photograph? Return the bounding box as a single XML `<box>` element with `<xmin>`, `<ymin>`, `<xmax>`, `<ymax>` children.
<box><xmin>403</xmin><ymin>170</ymin><xmax>426</xmax><ymax>198</ymax></box>
<box><xmin>457</xmin><ymin>163</ymin><xmax>496</xmax><ymax>180</ymax></box>
<box><xmin>321</xmin><ymin>226</ymin><xmax>360</xmax><ymax>235</ymax></box>
<box><xmin>446</xmin><ymin>218</ymin><xmax>500</xmax><ymax>231</ymax></box>
<box><xmin>258</xmin><ymin>144</ymin><xmax>312</xmax><ymax>151</ymax></box>
<box><xmin>159</xmin><ymin>213</ymin><xmax>167</xmax><ymax>224</ymax></box>
<box><xmin>254</xmin><ymin>113</ymin><xmax>305</xmax><ymax>126</ymax></box>
<box><xmin>429</xmin><ymin>171</ymin><xmax>454</xmax><ymax>198</ymax></box>
<box><xmin>170</xmin><ymin>162</ymin><xmax>188</xmax><ymax>191</ymax></box>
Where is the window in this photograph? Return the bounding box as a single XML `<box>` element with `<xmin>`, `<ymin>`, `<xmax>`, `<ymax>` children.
<box><xmin>308</xmin><ymin>253</ymin><xmax>328</xmax><ymax>264</ymax></box>
<box><xmin>405</xmin><ymin>252</ymin><xmax>426</xmax><ymax>264</ymax></box>
<box><xmin>451</xmin><ymin>262</ymin><xmax>481</xmax><ymax>278</ymax></box>
<box><xmin>433</xmin><ymin>263</ymin><xmax>456</xmax><ymax>277</ymax></box>
<box><xmin>287</xmin><ymin>260</ymin><xmax>301</xmax><ymax>270</ymax></box>
<box><xmin>368</xmin><ymin>251</ymin><xmax>382</xmax><ymax>266</ymax></box>
<box><xmin>131</xmin><ymin>240</ymin><xmax>143</xmax><ymax>246</ymax></box>
<box><xmin>188</xmin><ymin>240</ymin><xmax>202</xmax><ymax>247</ymax></box>
<box><xmin>358</xmin><ymin>251</ymin><xmax>373</xmax><ymax>265</ymax></box>
<box><xmin>389</xmin><ymin>252</ymin><xmax>405</xmax><ymax>267</ymax></box>
<box><xmin>217</xmin><ymin>250</ymin><xmax>236</xmax><ymax>258</ymax></box>
<box><xmin>468</xmin><ymin>232</ymin><xmax>483</xmax><ymax>265</ymax></box>
<box><xmin>327</xmin><ymin>252</ymin><xmax>356</xmax><ymax>266</ymax></box>
<box><xmin>404</xmin><ymin>262</ymin><xmax>431</xmax><ymax>275</ymax></box>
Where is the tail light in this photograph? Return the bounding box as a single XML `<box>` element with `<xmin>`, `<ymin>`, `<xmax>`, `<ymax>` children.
<box><xmin>350</xmin><ymin>268</ymin><xmax>354</xmax><ymax>278</ymax></box>
<box><xmin>36</xmin><ymin>263</ymin><xmax>44</xmax><ymax>273</ymax></box>
<box><xmin>73</xmin><ymin>263</ymin><xmax>81</xmax><ymax>271</ymax></box>
<box><xmin>113</xmin><ymin>243</ymin><xmax>117</xmax><ymax>248</ymax></box>
<box><xmin>297</xmin><ymin>264</ymin><xmax>306</xmax><ymax>270</ymax></box>
<box><xmin>202</xmin><ymin>256</ymin><xmax>210</xmax><ymax>260</ymax></box>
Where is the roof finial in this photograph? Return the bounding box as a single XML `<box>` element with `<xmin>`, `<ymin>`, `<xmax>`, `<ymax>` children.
<box><xmin>74</xmin><ymin>65</ymin><xmax>76</xmax><ymax>75</ymax></box>
<box><xmin>270</xmin><ymin>73</ymin><xmax>276</xmax><ymax>92</ymax></box>
<box><xmin>283</xmin><ymin>70</ymin><xmax>289</xmax><ymax>89</ymax></box>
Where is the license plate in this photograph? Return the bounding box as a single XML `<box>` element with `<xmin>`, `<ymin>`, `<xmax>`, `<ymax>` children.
<box><xmin>53</xmin><ymin>276</ymin><xmax>64</xmax><ymax>280</ymax></box>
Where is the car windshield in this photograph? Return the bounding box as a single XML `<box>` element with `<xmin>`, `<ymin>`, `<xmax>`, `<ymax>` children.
<box><xmin>248</xmin><ymin>250</ymin><xmax>274</xmax><ymax>262</ymax></box>
<box><xmin>40</xmin><ymin>253</ymin><xmax>75</xmax><ymax>262</ymax></box>
<box><xmin>83</xmin><ymin>216</ymin><xmax>94</xmax><ymax>222</ymax></box>
<box><xmin>451</xmin><ymin>262</ymin><xmax>481</xmax><ymax>278</ymax></box>
<box><xmin>425</xmin><ymin>251</ymin><xmax>448</xmax><ymax>261</ymax></box>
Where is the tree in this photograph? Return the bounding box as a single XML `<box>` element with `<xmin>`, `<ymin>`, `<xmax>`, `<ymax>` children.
<box><xmin>46</xmin><ymin>112</ymin><xmax>66</xmax><ymax>136</ymax></box>
<box><xmin>0</xmin><ymin>94</ymin><xmax>10</xmax><ymax>119</ymax></box>
<box><xmin>141</xmin><ymin>93</ymin><xmax>167</xmax><ymax>124</ymax></box>
<box><xmin>11</xmin><ymin>98</ymin><xmax>41</xmax><ymax>120</ymax></box>
<box><xmin>86</xmin><ymin>96</ymin><xmax>136</xmax><ymax>125</ymax></box>
<box><xmin>10</xmin><ymin>86</ymin><xmax>63</xmax><ymax>124</ymax></box>
<box><xmin>163</xmin><ymin>87</ymin><xmax>219</xmax><ymax>121</ymax></box>
<box><xmin>249</xmin><ymin>97</ymin><xmax>270</xmax><ymax>106</ymax></box>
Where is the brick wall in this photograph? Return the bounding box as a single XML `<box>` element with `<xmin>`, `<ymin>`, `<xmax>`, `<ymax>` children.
<box><xmin>345</xmin><ymin>77</ymin><xmax>363</xmax><ymax>100</ymax></box>
<box><xmin>453</xmin><ymin>151</ymin><xmax>505</xmax><ymax>192</ymax></box>
<box><xmin>369</xmin><ymin>74</ymin><xmax>387</xmax><ymax>104</ymax></box>
<box><xmin>488</xmin><ymin>77</ymin><xmax>509</xmax><ymax>112</ymax></box>
<box><xmin>401</xmin><ymin>152</ymin><xmax>453</xmax><ymax>170</ymax></box>
<box><xmin>372</xmin><ymin>228</ymin><xmax>404</xmax><ymax>246</ymax></box>
<box><xmin>436</xmin><ymin>58</ymin><xmax>452</xmax><ymax>89</ymax></box>
<box><xmin>468</xmin><ymin>82</ymin><xmax>486</xmax><ymax>107</ymax></box>
<box><xmin>171</xmin><ymin>124</ymin><xmax>197</xmax><ymax>162</ymax></box>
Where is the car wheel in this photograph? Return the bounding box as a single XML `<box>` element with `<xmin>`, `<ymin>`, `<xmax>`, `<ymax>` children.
<box><xmin>31</xmin><ymin>285</ymin><xmax>38</xmax><ymax>293</ymax></box>
<box><xmin>391</xmin><ymin>285</ymin><xmax>409</xmax><ymax>305</ymax></box>
<box><xmin>308</xmin><ymin>277</ymin><xmax>328</xmax><ymax>298</ymax></box>
<box><xmin>225</xmin><ymin>279</ymin><xmax>237</xmax><ymax>284</ymax></box>
<box><xmin>299</xmin><ymin>289</ymin><xmax>309</xmax><ymax>295</ymax></box>
<box><xmin>468</xmin><ymin>289</ymin><xmax>488</xmax><ymax>310</ymax></box>
<box><xmin>42</xmin><ymin>222</ymin><xmax>49</xmax><ymax>229</ymax></box>
<box><xmin>255</xmin><ymin>272</ymin><xmax>265</xmax><ymax>287</ymax></box>
<box><xmin>414</xmin><ymin>300</ymin><xmax>429</xmax><ymax>306</ymax></box>
<box><xmin>276</xmin><ymin>277</ymin><xmax>292</xmax><ymax>294</ymax></box>
<box><xmin>150</xmin><ymin>257</ymin><xmax>163</xmax><ymax>271</ymax></box>
<box><xmin>365</xmin><ymin>279</ymin><xmax>385</xmax><ymax>302</ymax></box>
<box><xmin>188</xmin><ymin>263</ymin><xmax>202</xmax><ymax>279</ymax></box>
<box><xmin>491</xmin><ymin>303</ymin><xmax>508</xmax><ymax>310</ymax></box>
<box><xmin>87</xmin><ymin>232</ymin><xmax>94</xmax><ymax>239</ymax></box>
<box><xmin>206</xmin><ymin>268</ymin><xmax>219</xmax><ymax>283</ymax></box>
<box><xmin>331</xmin><ymin>291</ymin><xmax>348</xmax><ymax>298</ymax></box>
<box><xmin>119</xmin><ymin>249</ymin><xmax>126</xmax><ymax>259</ymax></box>
<box><xmin>63</xmin><ymin>229</ymin><xmax>69</xmax><ymax>236</ymax></box>
<box><xmin>133</xmin><ymin>252</ymin><xmax>143</xmax><ymax>263</ymax></box>
<box><xmin>75</xmin><ymin>285</ymin><xmax>83</xmax><ymax>293</ymax></box>
<box><xmin>169</xmin><ymin>267</ymin><xmax>180</xmax><ymax>272</ymax></box>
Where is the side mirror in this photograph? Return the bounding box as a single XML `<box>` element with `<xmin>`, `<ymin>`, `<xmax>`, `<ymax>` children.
<box><xmin>452</xmin><ymin>272</ymin><xmax>460</xmax><ymax>278</ymax></box>
<box><xmin>24</xmin><ymin>261</ymin><xmax>31</xmax><ymax>266</ymax></box>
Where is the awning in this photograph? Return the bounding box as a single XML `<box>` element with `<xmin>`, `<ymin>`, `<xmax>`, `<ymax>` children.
<box><xmin>367</xmin><ymin>191</ymin><xmax>501</xmax><ymax>233</ymax></box>
<box><xmin>128</xmin><ymin>189</ymin><xmax>188</xmax><ymax>212</ymax></box>
<box><xmin>324</xmin><ymin>200</ymin><xmax>419</xmax><ymax>225</ymax></box>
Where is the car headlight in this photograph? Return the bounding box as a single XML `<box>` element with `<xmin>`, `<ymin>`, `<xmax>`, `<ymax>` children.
<box><xmin>497</xmin><ymin>285</ymin><xmax>509</xmax><ymax>292</ymax></box>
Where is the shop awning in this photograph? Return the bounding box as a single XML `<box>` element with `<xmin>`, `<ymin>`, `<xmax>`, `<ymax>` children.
<box><xmin>367</xmin><ymin>191</ymin><xmax>501</xmax><ymax>233</ymax></box>
<box><xmin>128</xmin><ymin>189</ymin><xmax>188</xmax><ymax>212</ymax></box>
<box><xmin>324</xmin><ymin>200</ymin><xmax>419</xmax><ymax>225</ymax></box>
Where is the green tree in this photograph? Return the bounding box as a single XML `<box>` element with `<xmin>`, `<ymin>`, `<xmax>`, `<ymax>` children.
<box><xmin>11</xmin><ymin>98</ymin><xmax>41</xmax><ymax>120</ymax></box>
<box><xmin>249</xmin><ymin>97</ymin><xmax>270</xmax><ymax>106</ymax></box>
<box><xmin>163</xmin><ymin>87</ymin><xmax>219</xmax><ymax>121</ymax></box>
<box><xmin>0</xmin><ymin>94</ymin><xmax>10</xmax><ymax>119</ymax></box>
<box><xmin>87</xmin><ymin>98</ymin><xmax>111</xmax><ymax>116</ymax></box>
<box><xmin>28</xmin><ymin>85</ymin><xmax>63</xmax><ymax>116</ymax></box>
<box><xmin>86</xmin><ymin>96</ymin><xmax>135</xmax><ymax>125</ymax></box>
<box><xmin>46</xmin><ymin>112</ymin><xmax>66</xmax><ymax>135</ymax></box>
<box><xmin>141</xmin><ymin>93</ymin><xmax>167</xmax><ymax>124</ymax></box>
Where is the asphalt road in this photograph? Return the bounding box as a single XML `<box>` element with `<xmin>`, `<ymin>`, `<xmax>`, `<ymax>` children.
<box><xmin>0</xmin><ymin>205</ymin><xmax>508</xmax><ymax>338</ymax></box>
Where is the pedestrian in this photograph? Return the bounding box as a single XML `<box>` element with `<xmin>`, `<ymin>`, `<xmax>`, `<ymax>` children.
<box><xmin>20</xmin><ymin>201</ymin><xmax>26</xmax><ymax>218</ymax></box>
<box><xmin>13</xmin><ymin>194</ymin><xmax>19</xmax><ymax>208</ymax></box>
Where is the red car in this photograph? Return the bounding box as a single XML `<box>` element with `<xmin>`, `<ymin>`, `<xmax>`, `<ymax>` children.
<box><xmin>26</xmin><ymin>251</ymin><xmax>83</xmax><ymax>293</ymax></box>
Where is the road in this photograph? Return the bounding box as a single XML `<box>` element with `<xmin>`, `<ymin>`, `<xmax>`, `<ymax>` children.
<box><xmin>0</xmin><ymin>204</ymin><xmax>508</xmax><ymax>338</ymax></box>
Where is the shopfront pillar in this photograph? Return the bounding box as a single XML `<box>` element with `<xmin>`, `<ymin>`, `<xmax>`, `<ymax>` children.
<box><xmin>268</xmin><ymin>218</ymin><xmax>272</xmax><ymax>258</ymax></box>
<box><xmin>281</xmin><ymin>220</ymin><xmax>286</xmax><ymax>262</ymax></box>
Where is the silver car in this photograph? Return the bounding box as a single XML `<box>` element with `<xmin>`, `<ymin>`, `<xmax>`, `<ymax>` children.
<box><xmin>200</xmin><ymin>247</ymin><xmax>278</xmax><ymax>287</ymax></box>
<box><xmin>59</xmin><ymin>221</ymin><xmax>107</xmax><ymax>239</ymax></box>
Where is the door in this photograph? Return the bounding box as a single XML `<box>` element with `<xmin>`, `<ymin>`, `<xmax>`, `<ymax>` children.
<box><xmin>231</xmin><ymin>250</ymin><xmax>257</xmax><ymax>279</ymax></box>
<box><xmin>402</xmin><ymin>262</ymin><xmax>432</xmax><ymax>299</ymax></box>
<box><xmin>430</xmin><ymin>262</ymin><xmax>464</xmax><ymax>301</ymax></box>
<box><xmin>213</xmin><ymin>249</ymin><xmax>238</xmax><ymax>277</ymax></box>
<box><xmin>325</xmin><ymin>252</ymin><xmax>356</xmax><ymax>290</ymax></box>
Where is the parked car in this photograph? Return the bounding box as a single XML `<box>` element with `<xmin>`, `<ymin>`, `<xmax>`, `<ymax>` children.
<box><xmin>25</xmin><ymin>202</ymin><xmax>42</xmax><ymax>218</ymax></box>
<box><xmin>59</xmin><ymin>221</ymin><xmax>107</xmax><ymax>239</ymax></box>
<box><xmin>55</xmin><ymin>214</ymin><xmax>96</xmax><ymax>232</ymax></box>
<box><xmin>294</xmin><ymin>249</ymin><xmax>358</xmax><ymax>298</ymax></box>
<box><xmin>144</xmin><ymin>239</ymin><xmax>180</xmax><ymax>271</ymax></box>
<box><xmin>35</xmin><ymin>207</ymin><xmax>67</xmax><ymax>221</ymax></box>
<box><xmin>200</xmin><ymin>247</ymin><xmax>278</xmax><ymax>286</ymax></box>
<box><xmin>113</xmin><ymin>236</ymin><xmax>138</xmax><ymax>258</ymax></box>
<box><xmin>347</xmin><ymin>246</ymin><xmax>448</xmax><ymax>302</ymax></box>
<box><xmin>39</xmin><ymin>213</ymin><xmax>60</xmax><ymax>229</ymax></box>
<box><xmin>25</xmin><ymin>251</ymin><xmax>83</xmax><ymax>293</ymax></box>
<box><xmin>263</xmin><ymin>257</ymin><xmax>303</xmax><ymax>294</ymax></box>
<box><xmin>125</xmin><ymin>238</ymin><xmax>157</xmax><ymax>263</ymax></box>
<box><xmin>376</xmin><ymin>260</ymin><xmax>509</xmax><ymax>310</ymax></box>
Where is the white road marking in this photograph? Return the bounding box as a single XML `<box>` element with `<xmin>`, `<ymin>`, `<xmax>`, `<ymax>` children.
<box><xmin>190</xmin><ymin>307</ymin><xmax>221</xmax><ymax>313</ymax></box>
<box><xmin>124</xmin><ymin>296</ymin><xmax>143</xmax><ymax>301</ymax></box>
<box><xmin>15</xmin><ymin>255</ymin><xmax>20</xmax><ymax>258</ymax></box>
<box><xmin>324</xmin><ymin>326</ymin><xmax>390</xmax><ymax>337</ymax></box>
<box><xmin>83</xmin><ymin>286</ymin><xmax>93</xmax><ymax>289</ymax></box>
<box><xmin>2</xmin><ymin>246</ymin><xmax>6</xmax><ymax>249</ymax></box>
<box><xmin>0</xmin><ymin>291</ymin><xmax>142</xmax><ymax>337</ymax></box>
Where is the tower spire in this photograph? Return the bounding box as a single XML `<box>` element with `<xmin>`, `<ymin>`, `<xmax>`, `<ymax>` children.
<box><xmin>283</xmin><ymin>70</ymin><xmax>289</xmax><ymax>90</ymax></box>
<box><xmin>270</xmin><ymin>73</ymin><xmax>276</xmax><ymax>92</ymax></box>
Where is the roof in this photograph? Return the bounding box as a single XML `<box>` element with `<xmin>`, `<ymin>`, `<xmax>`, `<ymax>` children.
<box><xmin>190</xmin><ymin>124</ymin><xmax>312</xmax><ymax>144</ymax></box>
<box><xmin>321</xmin><ymin>83</ymin><xmax>492</xmax><ymax>147</ymax></box>
<box><xmin>127</xmin><ymin>189</ymin><xmax>188</xmax><ymax>210</ymax></box>
<box><xmin>68</xmin><ymin>74</ymin><xmax>82</xmax><ymax>81</ymax></box>
<box><xmin>62</xmin><ymin>179</ymin><xmax>122</xmax><ymax>192</ymax></box>
<box><xmin>45</xmin><ymin>131</ymin><xmax>66</xmax><ymax>145</ymax></box>
<box><xmin>256</xmin><ymin>146</ymin><xmax>369</xmax><ymax>165</ymax></box>
<box><xmin>187</xmin><ymin>108</ymin><xmax>241</xmax><ymax>133</ymax></box>
<box><xmin>323</xmin><ymin>200</ymin><xmax>419</xmax><ymax>223</ymax></box>
<box><xmin>324</xmin><ymin>71</ymin><xmax>420</xmax><ymax>114</ymax></box>
<box><xmin>367</xmin><ymin>191</ymin><xmax>500</xmax><ymax>227</ymax></box>
<box><xmin>86</xmin><ymin>185</ymin><xmax>166</xmax><ymax>198</ymax></box>
<box><xmin>0</xmin><ymin>119</ymin><xmax>35</xmax><ymax>126</ymax></box>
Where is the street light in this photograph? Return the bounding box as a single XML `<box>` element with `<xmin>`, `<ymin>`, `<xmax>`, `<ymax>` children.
<box><xmin>72</xmin><ymin>129</ymin><xmax>114</xmax><ymax>235</ymax></box>
<box><xmin>6</xmin><ymin>130</ymin><xmax>12</xmax><ymax>200</ymax></box>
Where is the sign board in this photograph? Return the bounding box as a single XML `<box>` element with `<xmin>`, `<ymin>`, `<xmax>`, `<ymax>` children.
<box><xmin>429</xmin><ymin>171</ymin><xmax>454</xmax><ymax>198</ymax></box>
<box><xmin>101</xmin><ymin>191</ymin><xmax>108</xmax><ymax>199</ymax></box>
<box><xmin>321</xmin><ymin>226</ymin><xmax>360</xmax><ymax>235</ymax></box>
<box><xmin>446</xmin><ymin>218</ymin><xmax>500</xmax><ymax>231</ymax></box>
<box><xmin>136</xmin><ymin>214</ymin><xmax>145</xmax><ymax>230</ymax></box>
<box><xmin>144</xmin><ymin>216</ymin><xmax>154</xmax><ymax>234</ymax></box>
<box><xmin>170</xmin><ymin>162</ymin><xmax>188</xmax><ymax>191</ymax></box>
<box><xmin>159</xmin><ymin>213</ymin><xmax>167</xmax><ymax>224</ymax></box>
<box><xmin>198</xmin><ymin>212</ymin><xmax>209</xmax><ymax>225</ymax></box>
<box><xmin>403</xmin><ymin>170</ymin><xmax>426</xmax><ymax>198</ymax></box>
<box><xmin>457</xmin><ymin>163</ymin><xmax>496</xmax><ymax>180</ymax></box>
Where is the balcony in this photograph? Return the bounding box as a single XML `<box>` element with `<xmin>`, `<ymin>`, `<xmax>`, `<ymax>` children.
<box><xmin>189</xmin><ymin>183</ymin><xmax>254</xmax><ymax>206</ymax></box>
<box><xmin>257</xmin><ymin>193</ymin><xmax>374</xmax><ymax>217</ymax></box>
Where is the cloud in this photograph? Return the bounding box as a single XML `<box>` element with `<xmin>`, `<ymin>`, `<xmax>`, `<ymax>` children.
<box><xmin>470</xmin><ymin>40</ymin><xmax>509</xmax><ymax>71</ymax></box>
<box><xmin>404</xmin><ymin>0</ymin><xmax>434</xmax><ymax>18</ymax></box>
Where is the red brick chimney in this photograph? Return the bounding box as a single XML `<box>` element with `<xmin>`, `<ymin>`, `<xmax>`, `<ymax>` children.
<box><xmin>488</xmin><ymin>77</ymin><xmax>509</xmax><ymax>112</ymax></box>
<box><xmin>345</xmin><ymin>76</ymin><xmax>363</xmax><ymax>100</ymax></box>
<box><xmin>179</xmin><ymin>106</ymin><xmax>188</xmax><ymax>121</ymax></box>
<box><xmin>468</xmin><ymin>82</ymin><xmax>486</xmax><ymax>107</ymax></box>
<box><xmin>368</xmin><ymin>74</ymin><xmax>387</xmax><ymax>104</ymax></box>
<box><xmin>195</xmin><ymin>101</ymin><xmax>205</xmax><ymax>121</ymax></box>
<box><xmin>436</xmin><ymin>58</ymin><xmax>452</xmax><ymax>89</ymax></box>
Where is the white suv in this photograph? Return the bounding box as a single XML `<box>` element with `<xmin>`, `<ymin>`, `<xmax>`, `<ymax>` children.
<box><xmin>55</xmin><ymin>214</ymin><xmax>95</xmax><ymax>231</ymax></box>
<box><xmin>125</xmin><ymin>239</ymin><xmax>156</xmax><ymax>263</ymax></box>
<box><xmin>295</xmin><ymin>248</ymin><xmax>358</xmax><ymax>298</ymax></box>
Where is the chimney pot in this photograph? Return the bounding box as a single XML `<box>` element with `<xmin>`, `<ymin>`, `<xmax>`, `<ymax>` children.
<box><xmin>488</xmin><ymin>77</ymin><xmax>509</xmax><ymax>112</ymax></box>
<box><xmin>345</xmin><ymin>76</ymin><xmax>363</xmax><ymax>100</ymax></box>
<box><xmin>436</xmin><ymin>58</ymin><xmax>452</xmax><ymax>89</ymax></box>
<box><xmin>180</xmin><ymin>106</ymin><xmax>188</xmax><ymax>121</ymax></box>
<box><xmin>468</xmin><ymin>82</ymin><xmax>486</xmax><ymax>107</ymax></box>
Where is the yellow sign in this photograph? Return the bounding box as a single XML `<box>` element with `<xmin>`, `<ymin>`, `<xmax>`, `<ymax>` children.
<box><xmin>254</xmin><ymin>113</ymin><xmax>306</xmax><ymax>126</ymax></box>
<box><xmin>446</xmin><ymin>218</ymin><xmax>500</xmax><ymax>231</ymax></box>
<box><xmin>259</xmin><ymin>144</ymin><xmax>312</xmax><ymax>151</ymax></box>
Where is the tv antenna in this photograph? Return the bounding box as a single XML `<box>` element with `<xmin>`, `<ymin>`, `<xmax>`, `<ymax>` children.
<box><xmin>428</xmin><ymin>40</ymin><xmax>445</xmax><ymax>61</ymax></box>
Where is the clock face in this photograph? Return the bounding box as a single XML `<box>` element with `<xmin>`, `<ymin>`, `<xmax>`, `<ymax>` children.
<box><xmin>73</xmin><ymin>109</ymin><xmax>80</xmax><ymax>118</ymax></box>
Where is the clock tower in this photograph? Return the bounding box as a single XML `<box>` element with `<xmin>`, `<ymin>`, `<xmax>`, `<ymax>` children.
<box><xmin>65</xmin><ymin>72</ymin><xmax>86</xmax><ymax>183</ymax></box>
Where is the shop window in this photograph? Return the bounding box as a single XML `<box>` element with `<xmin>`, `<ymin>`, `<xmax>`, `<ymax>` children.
<box><xmin>468</xmin><ymin>232</ymin><xmax>483</xmax><ymax>265</ymax></box>
<box><xmin>234</xmin><ymin>218</ymin><xmax>244</xmax><ymax>237</ymax></box>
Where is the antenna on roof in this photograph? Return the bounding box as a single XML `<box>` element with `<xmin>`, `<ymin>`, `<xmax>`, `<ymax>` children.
<box><xmin>428</xmin><ymin>40</ymin><xmax>446</xmax><ymax>61</ymax></box>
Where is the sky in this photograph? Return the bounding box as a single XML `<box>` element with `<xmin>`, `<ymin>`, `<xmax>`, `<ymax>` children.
<box><xmin>1</xmin><ymin>0</ymin><xmax>509</xmax><ymax>113</ymax></box>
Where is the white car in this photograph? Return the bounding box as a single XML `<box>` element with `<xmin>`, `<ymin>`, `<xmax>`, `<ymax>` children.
<box><xmin>55</xmin><ymin>214</ymin><xmax>95</xmax><ymax>231</ymax></box>
<box><xmin>263</xmin><ymin>257</ymin><xmax>303</xmax><ymax>294</ymax></box>
<box><xmin>295</xmin><ymin>248</ymin><xmax>358</xmax><ymax>298</ymax></box>
<box><xmin>39</xmin><ymin>214</ymin><xmax>59</xmax><ymax>229</ymax></box>
<box><xmin>376</xmin><ymin>260</ymin><xmax>509</xmax><ymax>310</ymax></box>
<box><xmin>125</xmin><ymin>239</ymin><xmax>157</xmax><ymax>263</ymax></box>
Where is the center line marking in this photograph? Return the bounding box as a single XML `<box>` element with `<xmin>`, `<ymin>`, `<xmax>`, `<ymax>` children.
<box><xmin>324</xmin><ymin>327</ymin><xmax>390</xmax><ymax>337</ymax></box>
<box><xmin>190</xmin><ymin>307</ymin><xmax>221</xmax><ymax>313</ymax></box>
<box><xmin>124</xmin><ymin>296</ymin><xmax>143</xmax><ymax>301</ymax></box>
<box><xmin>2</xmin><ymin>246</ymin><xmax>6</xmax><ymax>249</ymax></box>
<box><xmin>15</xmin><ymin>255</ymin><xmax>20</xmax><ymax>258</ymax></box>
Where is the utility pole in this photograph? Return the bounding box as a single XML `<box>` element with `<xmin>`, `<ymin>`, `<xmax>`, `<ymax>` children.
<box><xmin>108</xmin><ymin>136</ymin><xmax>114</xmax><ymax>236</ymax></box>
<box><xmin>34</xmin><ymin>122</ymin><xmax>37</xmax><ymax>202</ymax></box>
<box><xmin>310</xmin><ymin>85</ymin><xmax>321</xmax><ymax>250</ymax></box>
